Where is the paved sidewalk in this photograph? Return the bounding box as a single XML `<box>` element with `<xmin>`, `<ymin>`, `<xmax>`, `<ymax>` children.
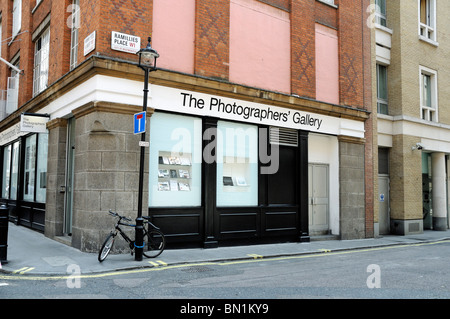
<box><xmin>1</xmin><ymin>222</ymin><xmax>450</xmax><ymax>275</ymax></box>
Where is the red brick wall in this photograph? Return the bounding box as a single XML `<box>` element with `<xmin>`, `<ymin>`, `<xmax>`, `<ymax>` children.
<box><xmin>0</xmin><ymin>0</ymin><xmax>372</xmax><ymax>113</ymax></box>
<box><xmin>195</xmin><ymin>0</ymin><xmax>229</xmax><ymax>80</ymax></box>
<box><xmin>78</xmin><ymin>0</ymin><xmax>153</xmax><ymax>64</ymax></box>
<box><xmin>290</xmin><ymin>0</ymin><xmax>315</xmax><ymax>99</ymax></box>
<box><xmin>362</xmin><ymin>0</ymin><xmax>374</xmax><ymax>238</ymax></box>
<box><xmin>315</xmin><ymin>0</ymin><xmax>337</xmax><ymax>29</ymax></box>
<box><xmin>258</xmin><ymin>0</ymin><xmax>289</xmax><ymax>11</ymax></box>
<box><xmin>0</xmin><ymin>0</ymin><xmax>12</xmax><ymax>93</ymax></box>
<box><xmin>48</xmin><ymin>0</ymin><xmax>72</xmax><ymax>84</ymax></box>
<box><xmin>338</xmin><ymin>0</ymin><xmax>365</xmax><ymax>108</ymax></box>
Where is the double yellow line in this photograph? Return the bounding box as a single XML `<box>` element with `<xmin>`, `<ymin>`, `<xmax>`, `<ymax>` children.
<box><xmin>0</xmin><ymin>239</ymin><xmax>448</xmax><ymax>281</ymax></box>
<box><xmin>12</xmin><ymin>267</ymin><xmax>35</xmax><ymax>275</ymax></box>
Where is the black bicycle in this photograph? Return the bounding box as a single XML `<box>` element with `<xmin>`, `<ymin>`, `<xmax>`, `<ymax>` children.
<box><xmin>98</xmin><ymin>210</ymin><xmax>165</xmax><ymax>262</ymax></box>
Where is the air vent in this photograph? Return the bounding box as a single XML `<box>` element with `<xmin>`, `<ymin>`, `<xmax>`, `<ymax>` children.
<box><xmin>269</xmin><ymin>126</ymin><xmax>298</xmax><ymax>147</ymax></box>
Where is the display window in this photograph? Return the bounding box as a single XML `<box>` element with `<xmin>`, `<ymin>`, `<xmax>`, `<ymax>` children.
<box><xmin>36</xmin><ymin>133</ymin><xmax>48</xmax><ymax>203</ymax></box>
<box><xmin>2</xmin><ymin>144</ymin><xmax>11</xmax><ymax>199</ymax></box>
<box><xmin>23</xmin><ymin>135</ymin><xmax>37</xmax><ymax>202</ymax></box>
<box><xmin>149</xmin><ymin>112</ymin><xmax>202</xmax><ymax>207</ymax></box>
<box><xmin>216</xmin><ymin>121</ymin><xmax>258</xmax><ymax>207</ymax></box>
<box><xmin>9</xmin><ymin>141</ymin><xmax>20</xmax><ymax>200</ymax></box>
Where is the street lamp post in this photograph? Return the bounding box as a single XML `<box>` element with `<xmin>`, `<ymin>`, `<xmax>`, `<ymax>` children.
<box><xmin>135</xmin><ymin>37</ymin><xmax>159</xmax><ymax>261</ymax></box>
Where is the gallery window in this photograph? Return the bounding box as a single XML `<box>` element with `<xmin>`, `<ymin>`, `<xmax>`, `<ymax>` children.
<box><xmin>216</xmin><ymin>121</ymin><xmax>258</xmax><ymax>207</ymax></box>
<box><xmin>1</xmin><ymin>133</ymin><xmax>48</xmax><ymax>202</ymax></box>
<box><xmin>22</xmin><ymin>134</ymin><xmax>48</xmax><ymax>203</ymax></box>
<box><xmin>36</xmin><ymin>133</ymin><xmax>48</xmax><ymax>203</ymax></box>
<box><xmin>149</xmin><ymin>112</ymin><xmax>202</xmax><ymax>207</ymax></box>
<box><xmin>9</xmin><ymin>142</ymin><xmax>20</xmax><ymax>200</ymax></box>
<box><xmin>23</xmin><ymin>135</ymin><xmax>37</xmax><ymax>202</ymax></box>
<box><xmin>1</xmin><ymin>144</ymin><xmax>11</xmax><ymax>199</ymax></box>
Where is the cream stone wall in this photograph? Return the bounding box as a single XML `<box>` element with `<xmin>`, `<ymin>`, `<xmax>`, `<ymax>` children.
<box><xmin>388</xmin><ymin>0</ymin><xmax>450</xmax><ymax>122</ymax></box>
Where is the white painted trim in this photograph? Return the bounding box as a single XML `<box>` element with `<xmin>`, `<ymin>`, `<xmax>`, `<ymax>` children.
<box><xmin>29</xmin><ymin>75</ymin><xmax>363</xmax><ymax>138</ymax></box>
<box><xmin>377</xmin><ymin>114</ymin><xmax>450</xmax><ymax>153</ymax></box>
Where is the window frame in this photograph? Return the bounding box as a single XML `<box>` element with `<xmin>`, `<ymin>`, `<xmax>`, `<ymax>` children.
<box><xmin>418</xmin><ymin>0</ymin><xmax>438</xmax><ymax>45</ymax></box>
<box><xmin>376</xmin><ymin>64</ymin><xmax>388</xmax><ymax>115</ymax></box>
<box><xmin>375</xmin><ymin>0</ymin><xmax>387</xmax><ymax>27</ymax></box>
<box><xmin>33</xmin><ymin>26</ymin><xmax>50</xmax><ymax>96</ymax></box>
<box><xmin>419</xmin><ymin>66</ymin><xmax>438</xmax><ymax>122</ymax></box>
<box><xmin>317</xmin><ymin>0</ymin><xmax>337</xmax><ymax>8</ymax></box>
<box><xmin>1</xmin><ymin>144</ymin><xmax>12</xmax><ymax>199</ymax></box>
<box><xmin>12</xmin><ymin>0</ymin><xmax>21</xmax><ymax>38</ymax></box>
<box><xmin>69</xmin><ymin>0</ymin><xmax>80</xmax><ymax>70</ymax></box>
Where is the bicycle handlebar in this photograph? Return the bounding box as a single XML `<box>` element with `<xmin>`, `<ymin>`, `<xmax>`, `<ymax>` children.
<box><xmin>108</xmin><ymin>210</ymin><xmax>132</xmax><ymax>222</ymax></box>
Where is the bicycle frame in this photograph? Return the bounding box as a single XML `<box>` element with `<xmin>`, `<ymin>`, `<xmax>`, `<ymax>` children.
<box><xmin>112</xmin><ymin>216</ymin><xmax>153</xmax><ymax>251</ymax></box>
<box><xmin>113</xmin><ymin>220</ymin><xmax>135</xmax><ymax>247</ymax></box>
<box><xmin>99</xmin><ymin>210</ymin><xmax>165</xmax><ymax>262</ymax></box>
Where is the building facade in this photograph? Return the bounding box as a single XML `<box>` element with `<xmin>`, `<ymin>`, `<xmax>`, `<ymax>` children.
<box><xmin>0</xmin><ymin>0</ymin><xmax>373</xmax><ymax>252</ymax></box>
<box><xmin>375</xmin><ymin>0</ymin><xmax>450</xmax><ymax>235</ymax></box>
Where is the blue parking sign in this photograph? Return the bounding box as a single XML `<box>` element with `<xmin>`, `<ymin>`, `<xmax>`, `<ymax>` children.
<box><xmin>134</xmin><ymin>111</ymin><xmax>146</xmax><ymax>134</ymax></box>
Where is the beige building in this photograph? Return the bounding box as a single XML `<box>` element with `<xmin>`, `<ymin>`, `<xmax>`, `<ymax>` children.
<box><xmin>375</xmin><ymin>0</ymin><xmax>450</xmax><ymax>235</ymax></box>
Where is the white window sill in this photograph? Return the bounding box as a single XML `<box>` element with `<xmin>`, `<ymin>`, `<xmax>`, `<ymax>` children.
<box><xmin>419</xmin><ymin>35</ymin><xmax>439</xmax><ymax>47</ymax></box>
<box><xmin>316</xmin><ymin>0</ymin><xmax>338</xmax><ymax>9</ymax></box>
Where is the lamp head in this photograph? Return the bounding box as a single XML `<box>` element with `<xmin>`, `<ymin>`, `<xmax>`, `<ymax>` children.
<box><xmin>137</xmin><ymin>37</ymin><xmax>159</xmax><ymax>71</ymax></box>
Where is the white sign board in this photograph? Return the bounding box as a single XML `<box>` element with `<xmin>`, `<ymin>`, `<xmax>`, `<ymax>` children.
<box><xmin>111</xmin><ymin>31</ymin><xmax>141</xmax><ymax>54</ymax></box>
<box><xmin>151</xmin><ymin>86</ymin><xmax>366</xmax><ymax>139</ymax></box>
<box><xmin>20</xmin><ymin>114</ymin><xmax>50</xmax><ymax>133</ymax></box>
<box><xmin>84</xmin><ymin>31</ymin><xmax>96</xmax><ymax>56</ymax></box>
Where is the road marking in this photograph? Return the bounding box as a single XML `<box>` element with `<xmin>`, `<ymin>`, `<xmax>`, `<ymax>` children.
<box><xmin>247</xmin><ymin>254</ymin><xmax>263</xmax><ymax>259</ymax></box>
<box><xmin>148</xmin><ymin>260</ymin><xmax>167</xmax><ymax>267</ymax></box>
<box><xmin>0</xmin><ymin>283</ymin><xmax>9</xmax><ymax>287</ymax></box>
<box><xmin>157</xmin><ymin>260</ymin><xmax>167</xmax><ymax>266</ymax></box>
<box><xmin>13</xmin><ymin>267</ymin><xmax>35</xmax><ymax>274</ymax></box>
<box><xmin>318</xmin><ymin>249</ymin><xmax>331</xmax><ymax>253</ymax></box>
<box><xmin>0</xmin><ymin>239</ymin><xmax>449</xmax><ymax>281</ymax></box>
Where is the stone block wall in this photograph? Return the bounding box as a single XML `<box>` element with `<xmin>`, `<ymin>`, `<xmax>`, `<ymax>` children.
<box><xmin>44</xmin><ymin>119</ymin><xmax>68</xmax><ymax>239</ymax></box>
<box><xmin>339</xmin><ymin>139</ymin><xmax>366</xmax><ymax>240</ymax></box>
<box><xmin>70</xmin><ymin>102</ymin><xmax>150</xmax><ymax>252</ymax></box>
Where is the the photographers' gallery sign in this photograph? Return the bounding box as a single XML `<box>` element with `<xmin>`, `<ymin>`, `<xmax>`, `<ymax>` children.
<box><xmin>20</xmin><ymin>113</ymin><xmax>50</xmax><ymax>133</ymax></box>
<box><xmin>151</xmin><ymin>86</ymin><xmax>365</xmax><ymax>139</ymax></box>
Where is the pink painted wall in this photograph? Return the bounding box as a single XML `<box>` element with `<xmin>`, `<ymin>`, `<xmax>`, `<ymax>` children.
<box><xmin>315</xmin><ymin>23</ymin><xmax>339</xmax><ymax>105</ymax></box>
<box><xmin>229</xmin><ymin>0</ymin><xmax>291</xmax><ymax>94</ymax></box>
<box><xmin>152</xmin><ymin>0</ymin><xmax>195</xmax><ymax>74</ymax></box>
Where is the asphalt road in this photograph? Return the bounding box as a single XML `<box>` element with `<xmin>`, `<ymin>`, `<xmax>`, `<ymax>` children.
<box><xmin>1</xmin><ymin>240</ymin><xmax>450</xmax><ymax>313</ymax></box>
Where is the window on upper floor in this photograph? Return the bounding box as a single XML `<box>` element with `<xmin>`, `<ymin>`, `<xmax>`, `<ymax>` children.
<box><xmin>318</xmin><ymin>0</ymin><xmax>335</xmax><ymax>6</ymax></box>
<box><xmin>69</xmin><ymin>0</ymin><xmax>80</xmax><ymax>70</ymax></box>
<box><xmin>375</xmin><ymin>0</ymin><xmax>387</xmax><ymax>27</ymax></box>
<box><xmin>6</xmin><ymin>59</ymin><xmax>20</xmax><ymax>115</ymax></box>
<box><xmin>377</xmin><ymin>64</ymin><xmax>388</xmax><ymax>115</ymax></box>
<box><xmin>12</xmin><ymin>0</ymin><xmax>21</xmax><ymax>38</ymax></box>
<box><xmin>419</xmin><ymin>0</ymin><xmax>437</xmax><ymax>43</ymax></box>
<box><xmin>33</xmin><ymin>27</ymin><xmax>50</xmax><ymax>96</ymax></box>
<box><xmin>420</xmin><ymin>66</ymin><xmax>438</xmax><ymax>122</ymax></box>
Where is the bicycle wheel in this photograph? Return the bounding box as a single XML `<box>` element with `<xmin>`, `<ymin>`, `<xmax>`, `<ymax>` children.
<box><xmin>98</xmin><ymin>233</ymin><xmax>115</xmax><ymax>262</ymax></box>
<box><xmin>143</xmin><ymin>229</ymin><xmax>165</xmax><ymax>258</ymax></box>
